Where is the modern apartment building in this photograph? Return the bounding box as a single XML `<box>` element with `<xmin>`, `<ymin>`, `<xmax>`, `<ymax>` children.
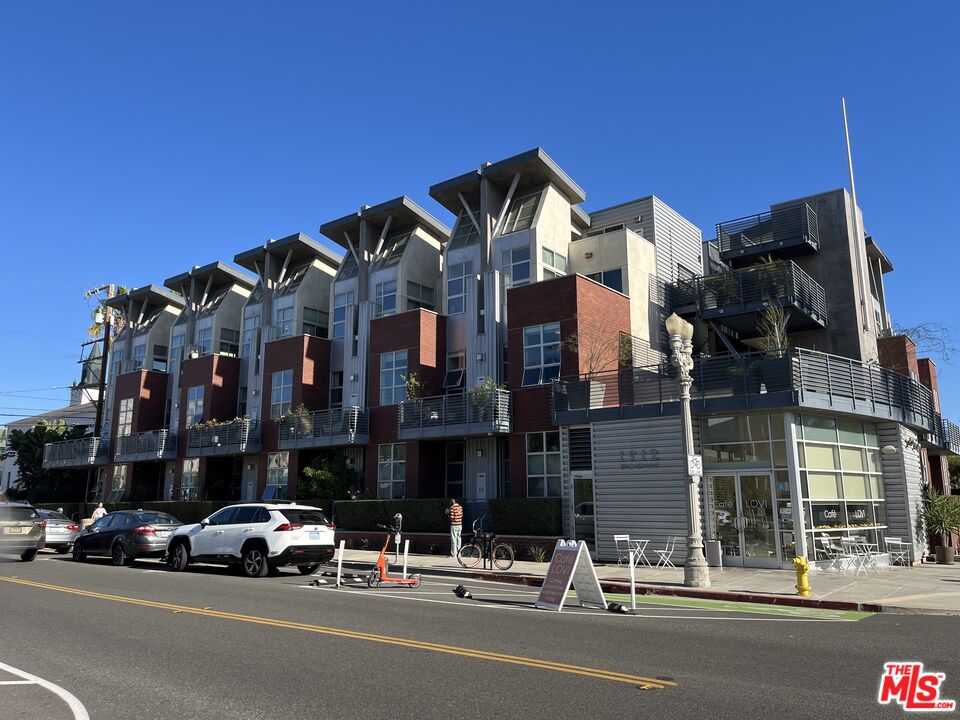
<box><xmin>42</xmin><ymin>148</ymin><xmax>957</xmax><ymax>568</ymax></box>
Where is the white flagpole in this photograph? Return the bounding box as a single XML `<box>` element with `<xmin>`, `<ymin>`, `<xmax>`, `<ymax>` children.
<box><xmin>842</xmin><ymin>97</ymin><xmax>869</xmax><ymax>331</ymax></box>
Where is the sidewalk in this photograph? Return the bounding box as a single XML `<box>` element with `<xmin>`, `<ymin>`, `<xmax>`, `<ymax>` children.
<box><xmin>334</xmin><ymin>548</ymin><xmax>960</xmax><ymax>615</ymax></box>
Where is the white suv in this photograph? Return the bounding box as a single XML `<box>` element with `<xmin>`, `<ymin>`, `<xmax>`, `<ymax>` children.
<box><xmin>165</xmin><ymin>502</ymin><xmax>335</xmax><ymax>578</ymax></box>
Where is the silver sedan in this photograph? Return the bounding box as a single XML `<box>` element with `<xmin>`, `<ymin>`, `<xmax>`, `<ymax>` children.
<box><xmin>37</xmin><ymin>509</ymin><xmax>80</xmax><ymax>553</ymax></box>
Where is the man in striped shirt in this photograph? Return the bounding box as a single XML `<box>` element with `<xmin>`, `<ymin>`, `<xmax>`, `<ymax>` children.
<box><xmin>445</xmin><ymin>498</ymin><xmax>463</xmax><ymax>557</ymax></box>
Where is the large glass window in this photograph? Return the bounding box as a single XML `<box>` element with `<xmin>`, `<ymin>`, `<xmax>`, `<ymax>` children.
<box><xmin>449</xmin><ymin>210</ymin><xmax>480</xmax><ymax>249</ymax></box>
<box><xmin>219</xmin><ymin>328</ymin><xmax>240</xmax><ymax>356</ymax></box>
<box><xmin>527</xmin><ymin>431</ymin><xmax>561</xmax><ymax>498</ymax></box>
<box><xmin>330</xmin><ymin>371</ymin><xmax>343</xmax><ymax>408</ymax></box>
<box><xmin>170</xmin><ymin>333</ymin><xmax>185</xmax><ymax>376</ymax></box>
<box><xmin>180</xmin><ymin>458</ymin><xmax>199</xmax><ymax>501</ymax></box>
<box><xmin>117</xmin><ymin>398</ymin><xmax>133</xmax><ymax>437</ymax></box>
<box><xmin>586</xmin><ymin>268</ymin><xmax>624</xmax><ymax>293</ymax></box>
<box><xmin>375</xmin><ymin>280</ymin><xmax>397</xmax><ymax>317</ymax></box>
<box><xmin>500</xmin><ymin>189</ymin><xmax>542</xmax><ymax>235</ymax></box>
<box><xmin>522</xmin><ymin>322</ymin><xmax>561</xmax><ymax>386</ymax></box>
<box><xmin>241</xmin><ymin>310</ymin><xmax>260</xmax><ymax>359</ymax></box>
<box><xmin>270</xmin><ymin>369</ymin><xmax>293</xmax><ymax>419</ymax></box>
<box><xmin>541</xmin><ymin>248</ymin><xmax>567</xmax><ymax>279</ymax></box>
<box><xmin>303</xmin><ymin>307</ymin><xmax>327</xmax><ymax>337</ymax></box>
<box><xmin>195</xmin><ymin>318</ymin><xmax>213</xmax><ymax>355</ymax></box>
<box><xmin>332</xmin><ymin>291</ymin><xmax>353</xmax><ymax>339</ymax></box>
<box><xmin>446</xmin><ymin>442</ymin><xmax>465</xmax><ymax>498</ymax></box>
<box><xmin>446</xmin><ymin>261</ymin><xmax>474</xmax><ymax>315</ymax></box>
<box><xmin>110</xmin><ymin>465</ymin><xmax>128</xmax><ymax>502</ymax></box>
<box><xmin>379</xmin><ymin>350</ymin><xmax>407</xmax><ymax>405</ymax></box>
<box><xmin>132</xmin><ymin>341</ymin><xmax>146</xmax><ymax>370</ymax></box>
<box><xmin>407</xmin><ymin>281</ymin><xmax>435</xmax><ymax>311</ymax></box>
<box><xmin>264</xmin><ymin>452</ymin><xmax>289</xmax><ymax>500</ymax></box>
<box><xmin>274</xmin><ymin>298</ymin><xmax>294</xmax><ymax>339</ymax></box>
<box><xmin>377</xmin><ymin>443</ymin><xmax>406</xmax><ymax>499</ymax></box>
<box><xmin>501</xmin><ymin>246</ymin><xmax>531</xmax><ymax>288</ymax></box>
<box><xmin>187</xmin><ymin>385</ymin><xmax>204</xmax><ymax>426</ymax></box>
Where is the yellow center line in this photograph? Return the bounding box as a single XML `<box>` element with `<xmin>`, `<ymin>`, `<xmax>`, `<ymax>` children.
<box><xmin>0</xmin><ymin>576</ymin><xmax>676</xmax><ymax>689</ymax></box>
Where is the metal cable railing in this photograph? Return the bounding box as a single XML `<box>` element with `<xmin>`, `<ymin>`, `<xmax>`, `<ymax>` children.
<box><xmin>717</xmin><ymin>203</ymin><xmax>819</xmax><ymax>256</ymax></box>
<box><xmin>398</xmin><ymin>390</ymin><xmax>511</xmax><ymax>435</ymax></box>
<box><xmin>278</xmin><ymin>407</ymin><xmax>369</xmax><ymax>447</ymax></box>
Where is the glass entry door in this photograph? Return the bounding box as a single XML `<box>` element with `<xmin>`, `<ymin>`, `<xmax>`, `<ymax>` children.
<box><xmin>706</xmin><ymin>473</ymin><xmax>780</xmax><ymax>568</ymax></box>
<box><xmin>572</xmin><ymin>475</ymin><xmax>596</xmax><ymax>553</ymax></box>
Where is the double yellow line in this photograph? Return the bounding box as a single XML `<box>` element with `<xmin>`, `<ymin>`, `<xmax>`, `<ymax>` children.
<box><xmin>0</xmin><ymin>575</ymin><xmax>676</xmax><ymax>690</ymax></box>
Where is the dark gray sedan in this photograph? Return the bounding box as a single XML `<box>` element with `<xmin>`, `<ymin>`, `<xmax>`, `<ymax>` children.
<box><xmin>73</xmin><ymin>510</ymin><xmax>183</xmax><ymax>566</ymax></box>
<box><xmin>37</xmin><ymin>509</ymin><xmax>80</xmax><ymax>553</ymax></box>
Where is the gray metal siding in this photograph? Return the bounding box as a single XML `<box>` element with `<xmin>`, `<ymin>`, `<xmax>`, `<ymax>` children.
<box><xmin>587</xmin><ymin>197</ymin><xmax>655</xmax><ymax>240</ymax></box>
<box><xmin>651</xmin><ymin>196</ymin><xmax>702</xmax><ymax>285</ymax></box>
<box><xmin>879</xmin><ymin>423</ymin><xmax>926</xmax><ymax>560</ymax></box>
<box><xmin>591</xmin><ymin>416</ymin><xmax>689</xmax><ymax>562</ymax></box>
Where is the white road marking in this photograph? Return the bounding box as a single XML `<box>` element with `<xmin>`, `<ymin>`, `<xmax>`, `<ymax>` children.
<box><xmin>0</xmin><ymin>680</ymin><xmax>34</xmax><ymax>685</ymax></box>
<box><xmin>0</xmin><ymin>661</ymin><xmax>90</xmax><ymax>720</ymax></box>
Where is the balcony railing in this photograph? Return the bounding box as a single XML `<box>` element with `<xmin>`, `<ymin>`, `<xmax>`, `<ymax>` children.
<box><xmin>930</xmin><ymin>413</ymin><xmax>960</xmax><ymax>455</ymax></box>
<box><xmin>717</xmin><ymin>203</ymin><xmax>820</xmax><ymax>264</ymax></box>
<box><xmin>264</xmin><ymin>323</ymin><xmax>329</xmax><ymax>343</ymax></box>
<box><xmin>553</xmin><ymin>348</ymin><xmax>937</xmax><ymax>433</ymax></box>
<box><xmin>114</xmin><ymin>429</ymin><xmax>178</xmax><ymax>462</ymax></box>
<box><xmin>398</xmin><ymin>390</ymin><xmax>511</xmax><ymax>440</ymax></box>
<box><xmin>278</xmin><ymin>407</ymin><xmax>370</xmax><ymax>450</ymax></box>
<box><xmin>42</xmin><ymin>437</ymin><xmax>108</xmax><ymax>469</ymax></box>
<box><xmin>186</xmin><ymin>418</ymin><xmax>261</xmax><ymax>456</ymax></box>
<box><xmin>669</xmin><ymin>260</ymin><xmax>828</xmax><ymax>335</ymax></box>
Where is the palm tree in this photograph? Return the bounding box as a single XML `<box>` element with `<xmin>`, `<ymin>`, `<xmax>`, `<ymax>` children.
<box><xmin>86</xmin><ymin>285</ymin><xmax>128</xmax><ymax>338</ymax></box>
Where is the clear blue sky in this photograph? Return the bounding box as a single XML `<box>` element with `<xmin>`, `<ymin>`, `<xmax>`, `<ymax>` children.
<box><xmin>1</xmin><ymin>2</ymin><xmax>958</xmax><ymax>420</ymax></box>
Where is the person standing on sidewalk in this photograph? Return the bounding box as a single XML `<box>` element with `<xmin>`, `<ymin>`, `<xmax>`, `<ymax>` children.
<box><xmin>445</xmin><ymin>499</ymin><xmax>463</xmax><ymax>557</ymax></box>
<box><xmin>91</xmin><ymin>502</ymin><xmax>107</xmax><ymax>521</ymax></box>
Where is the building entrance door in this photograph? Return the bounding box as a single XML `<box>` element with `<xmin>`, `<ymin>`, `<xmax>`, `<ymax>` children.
<box><xmin>571</xmin><ymin>474</ymin><xmax>596</xmax><ymax>554</ymax></box>
<box><xmin>706</xmin><ymin>473</ymin><xmax>780</xmax><ymax>568</ymax></box>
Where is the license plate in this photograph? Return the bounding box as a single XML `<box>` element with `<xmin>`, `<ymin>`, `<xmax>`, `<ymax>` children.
<box><xmin>6</xmin><ymin>527</ymin><xmax>24</xmax><ymax>534</ymax></box>
<box><xmin>157</xmin><ymin>531</ymin><xmax>170</xmax><ymax>538</ymax></box>
<box><xmin>309</xmin><ymin>532</ymin><xmax>320</xmax><ymax>540</ymax></box>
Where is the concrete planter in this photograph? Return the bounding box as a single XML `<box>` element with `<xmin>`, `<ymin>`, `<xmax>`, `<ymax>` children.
<box><xmin>935</xmin><ymin>546</ymin><xmax>956</xmax><ymax>564</ymax></box>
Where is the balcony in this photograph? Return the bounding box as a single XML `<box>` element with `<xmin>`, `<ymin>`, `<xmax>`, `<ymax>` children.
<box><xmin>114</xmin><ymin>430</ymin><xmax>178</xmax><ymax>462</ymax></box>
<box><xmin>42</xmin><ymin>437</ymin><xmax>108</xmax><ymax>469</ymax></box>
<box><xmin>669</xmin><ymin>260</ymin><xmax>827</xmax><ymax>339</ymax></box>
<box><xmin>186</xmin><ymin>418</ymin><xmax>261</xmax><ymax>457</ymax></box>
<box><xmin>717</xmin><ymin>203</ymin><xmax>820</xmax><ymax>268</ymax></box>
<box><xmin>264</xmin><ymin>322</ymin><xmax>329</xmax><ymax>343</ymax></box>
<box><xmin>277</xmin><ymin>407</ymin><xmax>370</xmax><ymax>450</ymax></box>
<box><xmin>553</xmin><ymin>348</ymin><xmax>937</xmax><ymax>434</ymax></box>
<box><xmin>397</xmin><ymin>390</ymin><xmax>511</xmax><ymax>440</ymax></box>
<box><xmin>927</xmin><ymin>414</ymin><xmax>960</xmax><ymax>456</ymax></box>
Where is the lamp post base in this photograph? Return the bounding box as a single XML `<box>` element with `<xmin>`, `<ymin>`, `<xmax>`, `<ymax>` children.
<box><xmin>683</xmin><ymin>551</ymin><xmax>711</xmax><ymax>588</ymax></box>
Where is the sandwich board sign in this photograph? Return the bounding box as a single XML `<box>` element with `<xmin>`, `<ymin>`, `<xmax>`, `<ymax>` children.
<box><xmin>535</xmin><ymin>539</ymin><xmax>607</xmax><ymax>612</ymax></box>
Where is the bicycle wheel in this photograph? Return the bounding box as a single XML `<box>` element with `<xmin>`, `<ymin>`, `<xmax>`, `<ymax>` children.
<box><xmin>492</xmin><ymin>544</ymin><xmax>515</xmax><ymax>571</ymax></box>
<box><xmin>457</xmin><ymin>543</ymin><xmax>482</xmax><ymax>568</ymax></box>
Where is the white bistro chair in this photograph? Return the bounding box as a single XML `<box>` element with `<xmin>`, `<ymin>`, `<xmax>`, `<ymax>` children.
<box><xmin>884</xmin><ymin>537</ymin><xmax>912</xmax><ymax>566</ymax></box>
<box><xmin>654</xmin><ymin>537</ymin><xmax>679</xmax><ymax>569</ymax></box>
<box><xmin>613</xmin><ymin>535</ymin><xmax>632</xmax><ymax>566</ymax></box>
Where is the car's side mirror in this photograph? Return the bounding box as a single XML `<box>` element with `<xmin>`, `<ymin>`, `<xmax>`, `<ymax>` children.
<box><xmin>200</xmin><ymin>519</ymin><xmax>211</xmax><ymax>528</ymax></box>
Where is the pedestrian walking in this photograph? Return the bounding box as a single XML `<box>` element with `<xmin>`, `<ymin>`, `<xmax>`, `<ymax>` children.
<box><xmin>91</xmin><ymin>502</ymin><xmax>107</xmax><ymax>521</ymax></box>
<box><xmin>445</xmin><ymin>498</ymin><xmax>463</xmax><ymax>557</ymax></box>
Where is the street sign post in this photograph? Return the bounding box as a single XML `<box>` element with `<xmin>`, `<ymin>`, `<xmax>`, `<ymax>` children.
<box><xmin>687</xmin><ymin>454</ymin><xmax>703</xmax><ymax>478</ymax></box>
<box><xmin>535</xmin><ymin>540</ymin><xmax>607</xmax><ymax>612</ymax></box>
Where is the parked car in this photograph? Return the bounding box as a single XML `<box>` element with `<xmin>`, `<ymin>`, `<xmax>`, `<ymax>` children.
<box><xmin>165</xmin><ymin>502</ymin><xmax>335</xmax><ymax>578</ymax></box>
<box><xmin>0</xmin><ymin>501</ymin><xmax>45</xmax><ymax>561</ymax></box>
<box><xmin>37</xmin><ymin>509</ymin><xmax>80</xmax><ymax>553</ymax></box>
<box><xmin>73</xmin><ymin>510</ymin><xmax>183</xmax><ymax>566</ymax></box>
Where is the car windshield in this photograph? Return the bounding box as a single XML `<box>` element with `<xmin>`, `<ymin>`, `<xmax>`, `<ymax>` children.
<box><xmin>135</xmin><ymin>512</ymin><xmax>180</xmax><ymax>525</ymax></box>
<box><xmin>0</xmin><ymin>506</ymin><xmax>39</xmax><ymax>521</ymax></box>
<box><xmin>281</xmin><ymin>509</ymin><xmax>329</xmax><ymax>526</ymax></box>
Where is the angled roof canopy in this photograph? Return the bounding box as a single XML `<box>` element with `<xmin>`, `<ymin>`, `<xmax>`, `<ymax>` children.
<box><xmin>163</xmin><ymin>261</ymin><xmax>256</xmax><ymax>292</ymax></box>
<box><xmin>320</xmin><ymin>195</ymin><xmax>450</xmax><ymax>248</ymax></box>
<box><xmin>233</xmin><ymin>232</ymin><xmax>342</xmax><ymax>274</ymax></box>
<box><xmin>104</xmin><ymin>284</ymin><xmax>185</xmax><ymax>311</ymax></box>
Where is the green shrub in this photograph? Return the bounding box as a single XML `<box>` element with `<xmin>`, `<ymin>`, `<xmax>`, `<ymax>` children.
<box><xmin>488</xmin><ymin>498</ymin><xmax>562</xmax><ymax>536</ymax></box>
<box><xmin>526</xmin><ymin>545</ymin><xmax>548</xmax><ymax>563</ymax></box>
<box><xmin>333</xmin><ymin>499</ymin><xmax>449</xmax><ymax>532</ymax></box>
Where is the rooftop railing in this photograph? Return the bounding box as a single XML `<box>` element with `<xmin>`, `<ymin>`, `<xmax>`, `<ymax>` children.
<box><xmin>114</xmin><ymin>429</ymin><xmax>178</xmax><ymax>462</ymax></box>
<box><xmin>553</xmin><ymin>348</ymin><xmax>937</xmax><ymax>434</ymax></box>
<box><xmin>717</xmin><ymin>203</ymin><xmax>820</xmax><ymax>259</ymax></box>
<box><xmin>42</xmin><ymin>436</ymin><xmax>108</xmax><ymax>469</ymax></box>
<box><xmin>186</xmin><ymin>418</ymin><xmax>260</xmax><ymax>456</ymax></box>
<box><xmin>398</xmin><ymin>389</ymin><xmax>511</xmax><ymax>440</ymax></box>
<box><xmin>278</xmin><ymin>407</ymin><xmax>370</xmax><ymax>449</ymax></box>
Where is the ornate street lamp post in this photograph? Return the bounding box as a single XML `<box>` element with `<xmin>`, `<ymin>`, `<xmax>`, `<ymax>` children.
<box><xmin>665</xmin><ymin>312</ymin><xmax>710</xmax><ymax>588</ymax></box>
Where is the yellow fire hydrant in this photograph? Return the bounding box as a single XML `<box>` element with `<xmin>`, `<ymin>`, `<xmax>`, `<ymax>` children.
<box><xmin>793</xmin><ymin>556</ymin><xmax>811</xmax><ymax>597</ymax></box>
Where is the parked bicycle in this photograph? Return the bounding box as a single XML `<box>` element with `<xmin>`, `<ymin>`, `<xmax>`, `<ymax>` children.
<box><xmin>456</xmin><ymin>515</ymin><xmax>514</xmax><ymax>570</ymax></box>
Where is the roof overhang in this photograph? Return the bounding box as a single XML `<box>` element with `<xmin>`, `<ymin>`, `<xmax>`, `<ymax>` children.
<box><xmin>361</xmin><ymin>196</ymin><xmax>450</xmax><ymax>242</ymax></box>
<box><xmin>104</xmin><ymin>284</ymin><xmax>185</xmax><ymax>311</ymax></box>
<box><xmin>866</xmin><ymin>236</ymin><xmax>894</xmax><ymax>273</ymax></box>
<box><xmin>163</xmin><ymin>261</ymin><xmax>256</xmax><ymax>292</ymax></box>
<box><xmin>233</xmin><ymin>233</ymin><xmax>342</xmax><ymax>273</ymax></box>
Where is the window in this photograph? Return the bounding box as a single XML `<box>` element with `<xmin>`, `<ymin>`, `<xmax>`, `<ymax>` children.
<box><xmin>446</xmin><ymin>442</ymin><xmax>465</xmax><ymax>498</ymax></box>
<box><xmin>219</xmin><ymin>328</ymin><xmax>240</xmax><ymax>356</ymax></box>
<box><xmin>241</xmin><ymin>310</ymin><xmax>260</xmax><ymax>358</ymax></box>
<box><xmin>338</xmin><ymin>252</ymin><xmax>359</xmax><ymax>280</ymax></box>
<box><xmin>407</xmin><ymin>281</ymin><xmax>435</xmax><ymax>311</ymax></box>
<box><xmin>111</xmin><ymin>349</ymin><xmax>124</xmax><ymax>377</ymax></box>
<box><xmin>117</xmin><ymin>398</ymin><xmax>133</xmax><ymax>437</ymax></box>
<box><xmin>677</xmin><ymin>264</ymin><xmax>697</xmax><ymax>281</ymax></box>
<box><xmin>586</xmin><ymin>223</ymin><xmax>624</xmax><ymax>237</ymax></box>
<box><xmin>302</xmin><ymin>307</ymin><xmax>328</xmax><ymax>337</ymax></box>
<box><xmin>541</xmin><ymin>248</ymin><xmax>567</xmax><ymax>279</ymax></box>
<box><xmin>274</xmin><ymin>299</ymin><xmax>294</xmax><ymax>338</ymax></box>
<box><xmin>110</xmin><ymin>465</ymin><xmax>128</xmax><ymax>502</ymax></box>
<box><xmin>264</xmin><ymin>452</ymin><xmax>289</xmax><ymax>500</ymax></box>
<box><xmin>170</xmin><ymin>333</ymin><xmax>185</xmax><ymax>376</ymax></box>
<box><xmin>181</xmin><ymin>458</ymin><xmax>199</xmax><ymax>501</ymax></box>
<box><xmin>377</xmin><ymin>444</ymin><xmax>405</xmax><ymax>499</ymax></box>
<box><xmin>443</xmin><ymin>352</ymin><xmax>465</xmax><ymax>390</ymax></box>
<box><xmin>330</xmin><ymin>371</ymin><xmax>343</xmax><ymax>408</ymax></box>
<box><xmin>501</xmin><ymin>246</ymin><xmax>531</xmax><ymax>288</ymax></box>
<box><xmin>375</xmin><ymin>280</ymin><xmax>397</xmax><ymax>317</ymax></box>
<box><xmin>237</xmin><ymin>386</ymin><xmax>247</xmax><ymax>417</ymax></box>
<box><xmin>196</xmin><ymin>319</ymin><xmax>213</xmax><ymax>355</ymax></box>
<box><xmin>377</xmin><ymin>231</ymin><xmax>410</xmax><ymax>266</ymax></box>
<box><xmin>132</xmin><ymin>341</ymin><xmax>146</xmax><ymax>370</ymax></box>
<box><xmin>586</xmin><ymin>268</ymin><xmax>623</xmax><ymax>293</ymax></box>
<box><xmin>379</xmin><ymin>350</ymin><xmax>407</xmax><ymax>405</ymax></box>
<box><xmin>500</xmin><ymin>189</ymin><xmax>542</xmax><ymax>235</ymax></box>
<box><xmin>152</xmin><ymin>344</ymin><xmax>168</xmax><ymax>372</ymax></box>
<box><xmin>270</xmin><ymin>369</ymin><xmax>293</xmax><ymax>419</ymax></box>
<box><xmin>446</xmin><ymin>261</ymin><xmax>474</xmax><ymax>314</ymax></box>
<box><xmin>522</xmin><ymin>322</ymin><xmax>561</xmax><ymax>386</ymax></box>
<box><xmin>332</xmin><ymin>291</ymin><xmax>353</xmax><ymax>339</ymax></box>
<box><xmin>186</xmin><ymin>386</ymin><xmax>204</xmax><ymax>426</ymax></box>
<box><xmin>207</xmin><ymin>507</ymin><xmax>238</xmax><ymax>525</ymax></box>
<box><xmin>527</xmin><ymin>432</ymin><xmax>561</xmax><ymax>498</ymax></box>
<box><xmin>449</xmin><ymin>209</ymin><xmax>480</xmax><ymax>249</ymax></box>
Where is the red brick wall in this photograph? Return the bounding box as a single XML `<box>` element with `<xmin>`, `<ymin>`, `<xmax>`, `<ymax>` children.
<box><xmin>877</xmin><ymin>335</ymin><xmax>919</xmax><ymax>380</ymax></box>
<box><xmin>917</xmin><ymin>358</ymin><xmax>941</xmax><ymax>412</ymax></box>
<box><xmin>368</xmin><ymin>309</ymin><xmax>446</xmax><ymax>406</ymax></box>
<box><xmin>261</xmin><ymin>336</ymin><xmax>332</xmax><ymax>453</ymax></box>
<box><xmin>111</xmin><ymin>369</ymin><xmax>169</xmax><ymax>455</ymax></box>
<box><xmin>178</xmin><ymin>354</ymin><xmax>242</xmax><ymax>457</ymax></box>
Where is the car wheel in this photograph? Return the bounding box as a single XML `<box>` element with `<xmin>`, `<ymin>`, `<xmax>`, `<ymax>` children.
<box><xmin>297</xmin><ymin>563</ymin><xmax>321</xmax><ymax>576</ymax></box>
<box><xmin>168</xmin><ymin>542</ymin><xmax>190</xmax><ymax>571</ymax></box>
<box><xmin>72</xmin><ymin>543</ymin><xmax>86</xmax><ymax>562</ymax></box>
<box><xmin>242</xmin><ymin>546</ymin><xmax>269</xmax><ymax>578</ymax></box>
<box><xmin>55</xmin><ymin>546</ymin><xmax>70</xmax><ymax>554</ymax></box>
<box><xmin>111</xmin><ymin>541</ymin><xmax>131</xmax><ymax>567</ymax></box>
<box><xmin>20</xmin><ymin>549</ymin><xmax>37</xmax><ymax>562</ymax></box>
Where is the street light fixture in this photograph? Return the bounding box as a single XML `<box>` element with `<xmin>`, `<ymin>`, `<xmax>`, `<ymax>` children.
<box><xmin>665</xmin><ymin>312</ymin><xmax>710</xmax><ymax>588</ymax></box>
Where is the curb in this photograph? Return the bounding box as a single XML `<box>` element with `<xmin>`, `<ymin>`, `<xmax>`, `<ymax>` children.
<box><xmin>339</xmin><ymin>560</ymin><xmax>893</xmax><ymax>613</ymax></box>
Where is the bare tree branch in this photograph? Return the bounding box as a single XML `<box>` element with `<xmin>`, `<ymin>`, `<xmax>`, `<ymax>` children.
<box><xmin>891</xmin><ymin>321</ymin><xmax>958</xmax><ymax>364</ymax></box>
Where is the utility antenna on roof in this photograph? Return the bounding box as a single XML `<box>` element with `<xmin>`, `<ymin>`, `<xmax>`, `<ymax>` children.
<box><xmin>841</xmin><ymin>97</ymin><xmax>870</xmax><ymax>332</ymax></box>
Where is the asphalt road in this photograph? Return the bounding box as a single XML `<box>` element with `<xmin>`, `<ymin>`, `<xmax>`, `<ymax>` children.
<box><xmin>0</xmin><ymin>551</ymin><xmax>958</xmax><ymax>720</ymax></box>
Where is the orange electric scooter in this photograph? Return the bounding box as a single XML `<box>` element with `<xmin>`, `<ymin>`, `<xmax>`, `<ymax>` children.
<box><xmin>367</xmin><ymin>513</ymin><xmax>421</xmax><ymax>589</ymax></box>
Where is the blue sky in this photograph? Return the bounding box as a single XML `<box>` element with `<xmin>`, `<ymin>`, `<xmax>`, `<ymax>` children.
<box><xmin>1</xmin><ymin>2</ymin><xmax>958</xmax><ymax>420</ymax></box>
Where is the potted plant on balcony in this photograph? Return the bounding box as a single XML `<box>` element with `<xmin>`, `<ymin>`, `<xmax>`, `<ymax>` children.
<box><xmin>286</xmin><ymin>403</ymin><xmax>310</xmax><ymax>438</ymax></box>
<box><xmin>703</xmin><ymin>273</ymin><xmax>739</xmax><ymax>309</ymax></box>
<box><xmin>469</xmin><ymin>377</ymin><xmax>507</xmax><ymax>422</ymax></box>
<box><xmin>398</xmin><ymin>372</ymin><xmax>425</xmax><ymax>425</ymax></box>
<box><xmin>923</xmin><ymin>489</ymin><xmax>960</xmax><ymax>564</ymax></box>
